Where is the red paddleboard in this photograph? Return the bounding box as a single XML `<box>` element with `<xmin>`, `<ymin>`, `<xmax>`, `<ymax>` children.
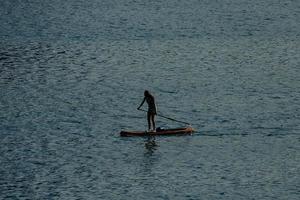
<box><xmin>120</xmin><ymin>127</ymin><xmax>195</xmax><ymax>137</ymax></box>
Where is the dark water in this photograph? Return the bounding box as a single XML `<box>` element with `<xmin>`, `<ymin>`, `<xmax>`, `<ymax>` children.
<box><xmin>1</xmin><ymin>0</ymin><xmax>300</xmax><ymax>199</ymax></box>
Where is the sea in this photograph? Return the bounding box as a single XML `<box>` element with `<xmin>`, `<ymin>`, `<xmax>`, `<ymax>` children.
<box><xmin>0</xmin><ymin>0</ymin><xmax>299</xmax><ymax>199</ymax></box>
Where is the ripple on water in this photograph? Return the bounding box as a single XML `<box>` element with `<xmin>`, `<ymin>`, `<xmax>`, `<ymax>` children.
<box><xmin>1</xmin><ymin>0</ymin><xmax>300</xmax><ymax>199</ymax></box>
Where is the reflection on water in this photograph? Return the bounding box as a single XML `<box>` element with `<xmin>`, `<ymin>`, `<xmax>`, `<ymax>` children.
<box><xmin>144</xmin><ymin>136</ymin><xmax>158</xmax><ymax>156</ymax></box>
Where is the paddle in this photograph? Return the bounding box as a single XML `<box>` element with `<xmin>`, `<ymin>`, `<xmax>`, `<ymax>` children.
<box><xmin>138</xmin><ymin>108</ymin><xmax>191</xmax><ymax>125</ymax></box>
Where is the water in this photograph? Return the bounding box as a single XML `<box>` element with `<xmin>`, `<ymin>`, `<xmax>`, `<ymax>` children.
<box><xmin>1</xmin><ymin>0</ymin><xmax>300</xmax><ymax>199</ymax></box>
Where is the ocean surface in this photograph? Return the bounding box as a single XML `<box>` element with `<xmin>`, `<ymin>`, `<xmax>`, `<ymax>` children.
<box><xmin>1</xmin><ymin>0</ymin><xmax>300</xmax><ymax>199</ymax></box>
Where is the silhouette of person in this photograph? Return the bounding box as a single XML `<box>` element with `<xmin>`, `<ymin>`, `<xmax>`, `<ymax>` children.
<box><xmin>137</xmin><ymin>90</ymin><xmax>157</xmax><ymax>131</ymax></box>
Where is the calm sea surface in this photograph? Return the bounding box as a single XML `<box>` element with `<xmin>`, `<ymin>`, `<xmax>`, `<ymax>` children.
<box><xmin>1</xmin><ymin>0</ymin><xmax>299</xmax><ymax>199</ymax></box>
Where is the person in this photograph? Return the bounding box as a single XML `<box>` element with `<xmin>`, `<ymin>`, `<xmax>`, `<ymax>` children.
<box><xmin>137</xmin><ymin>90</ymin><xmax>157</xmax><ymax>132</ymax></box>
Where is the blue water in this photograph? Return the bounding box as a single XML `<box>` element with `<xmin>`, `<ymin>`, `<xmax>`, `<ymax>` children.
<box><xmin>1</xmin><ymin>0</ymin><xmax>300</xmax><ymax>199</ymax></box>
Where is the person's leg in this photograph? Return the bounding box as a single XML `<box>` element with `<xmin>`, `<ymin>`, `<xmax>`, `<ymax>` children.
<box><xmin>151</xmin><ymin>114</ymin><xmax>156</xmax><ymax>131</ymax></box>
<box><xmin>147</xmin><ymin>112</ymin><xmax>151</xmax><ymax>131</ymax></box>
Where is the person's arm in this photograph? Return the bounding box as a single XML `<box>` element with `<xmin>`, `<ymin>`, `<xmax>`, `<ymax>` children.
<box><xmin>137</xmin><ymin>98</ymin><xmax>145</xmax><ymax>110</ymax></box>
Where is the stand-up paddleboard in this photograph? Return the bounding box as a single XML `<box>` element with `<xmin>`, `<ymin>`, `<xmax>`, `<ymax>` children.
<box><xmin>120</xmin><ymin>126</ymin><xmax>195</xmax><ymax>137</ymax></box>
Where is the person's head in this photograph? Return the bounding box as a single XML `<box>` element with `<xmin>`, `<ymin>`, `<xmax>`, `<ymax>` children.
<box><xmin>144</xmin><ymin>90</ymin><xmax>150</xmax><ymax>97</ymax></box>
